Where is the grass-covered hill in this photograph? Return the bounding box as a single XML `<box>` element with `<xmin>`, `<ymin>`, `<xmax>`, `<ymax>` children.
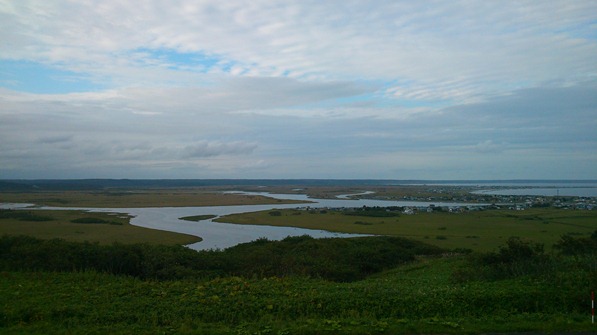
<box><xmin>1</xmin><ymin>232</ymin><xmax>596</xmax><ymax>334</ymax></box>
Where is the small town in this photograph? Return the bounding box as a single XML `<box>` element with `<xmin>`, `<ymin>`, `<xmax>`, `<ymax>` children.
<box><xmin>309</xmin><ymin>190</ymin><xmax>597</xmax><ymax>215</ymax></box>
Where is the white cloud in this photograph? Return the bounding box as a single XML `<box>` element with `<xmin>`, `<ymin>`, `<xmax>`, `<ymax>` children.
<box><xmin>2</xmin><ymin>1</ymin><xmax>596</xmax><ymax>99</ymax></box>
<box><xmin>183</xmin><ymin>141</ymin><xmax>257</xmax><ymax>158</ymax></box>
<box><xmin>1</xmin><ymin>1</ymin><xmax>596</xmax><ymax>179</ymax></box>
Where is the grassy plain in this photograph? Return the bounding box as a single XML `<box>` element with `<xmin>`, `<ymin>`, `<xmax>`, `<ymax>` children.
<box><xmin>0</xmin><ymin>209</ymin><xmax>200</xmax><ymax>245</ymax></box>
<box><xmin>217</xmin><ymin>208</ymin><xmax>597</xmax><ymax>252</ymax></box>
<box><xmin>229</xmin><ymin>184</ymin><xmax>466</xmax><ymax>200</ymax></box>
<box><xmin>1</xmin><ymin>255</ymin><xmax>594</xmax><ymax>335</ymax></box>
<box><xmin>0</xmin><ymin>189</ymin><xmax>308</xmax><ymax>208</ymax></box>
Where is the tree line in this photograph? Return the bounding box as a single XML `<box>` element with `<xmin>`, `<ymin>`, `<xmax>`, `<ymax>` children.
<box><xmin>0</xmin><ymin>234</ymin><xmax>444</xmax><ymax>282</ymax></box>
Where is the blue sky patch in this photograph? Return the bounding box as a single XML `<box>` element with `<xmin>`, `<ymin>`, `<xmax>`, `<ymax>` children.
<box><xmin>0</xmin><ymin>60</ymin><xmax>104</xmax><ymax>94</ymax></box>
<box><xmin>134</xmin><ymin>48</ymin><xmax>225</xmax><ymax>72</ymax></box>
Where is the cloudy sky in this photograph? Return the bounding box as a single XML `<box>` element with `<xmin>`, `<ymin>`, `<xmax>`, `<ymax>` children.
<box><xmin>1</xmin><ymin>1</ymin><xmax>596</xmax><ymax>180</ymax></box>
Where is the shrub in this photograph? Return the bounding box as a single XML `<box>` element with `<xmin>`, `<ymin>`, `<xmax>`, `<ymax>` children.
<box><xmin>0</xmin><ymin>209</ymin><xmax>53</xmax><ymax>221</ymax></box>
<box><xmin>554</xmin><ymin>231</ymin><xmax>597</xmax><ymax>255</ymax></box>
<box><xmin>454</xmin><ymin>237</ymin><xmax>552</xmax><ymax>282</ymax></box>
<box><xmin>483</xmin><ymin>237</ymin><xmax>544</xmax><ymax>264</ymax></box>
<box><xmin>0</xmin><ymin>234</ymin><xmax>445</xmax><ymax>282</ymax></box>
<box><xmin>224</xmin><ymin>235</ymin><xmax>444</xmax><ymax>281</ymax></box>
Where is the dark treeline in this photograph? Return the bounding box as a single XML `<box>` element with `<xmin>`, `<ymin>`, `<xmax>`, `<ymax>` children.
<box><xmin>0</xmin><ymin>235</ymin><xmax>444</xmax><ymax>282</ymax></box>
<box><xmin>454</xmin><ymin>233</ymin><xmax>597</xmax><ymax>282</ymax></box>
<box><xmin>0</xmin><ymin>209</ymin><xmax>53</xmax><ymax>222</ymax></box>
<box><xmin>343</xmin><ymin>206</ymin><xmax>403</xmax><ymax>217</ymax></box>
<box><xmin>4</xmin><ymin>179</ymin><xmax>594</xmax><ymax>192</ymax></box>
<box><xmin>0</xmin><ymin>179</ymin><xmax>396</xmax><ymax>191</ymax></box>
<box><xmin>2</xmin><ymin>232</ymin><xmax>594</xmax><ymax>283</ymax></box>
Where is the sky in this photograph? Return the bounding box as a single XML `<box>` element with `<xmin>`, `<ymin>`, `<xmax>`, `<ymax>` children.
<box><xmin>1</xmin><ymin>1</ymin><xmax>596</xmax><ymax>180</ymax></box>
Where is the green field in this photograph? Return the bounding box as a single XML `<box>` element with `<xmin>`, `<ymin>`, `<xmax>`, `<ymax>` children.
<box><xmin>0</xmin><ymin>189</ymin><xmax>308</xmax><ymax>208</ymax></box>
<box><xmin>0</xmin><ymin>209</ymin><xmax>200</xmax><ymax>245</ymax></box>
<box><xmin>217</xmin><ymin>208</ymin><xmax>597</xmax><ymax>251</ymax></box>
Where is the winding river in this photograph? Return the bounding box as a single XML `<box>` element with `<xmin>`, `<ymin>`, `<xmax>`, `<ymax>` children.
<box><xmin>2</xmin><ymin>191</ymin><xmax>481</xmax><ymax>251</ymax></box>
<box><xmin>108</xmin><ymin>191</ymin><xmax>480</xmax><ymax>250</ymax></box>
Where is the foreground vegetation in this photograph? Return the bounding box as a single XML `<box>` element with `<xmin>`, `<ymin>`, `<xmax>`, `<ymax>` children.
<box><xmin>217</xmin><ymin>207</ymin><xmax>597</xmax><ymax>252</ymax></box>
<box><xmin>1</xmin><ymin>233</ymin><xmax>596</xmax><ymax>334</ymax></box>
<box><xmin>0</xmin><ymin>235</ymin><xmax>443</xmax><ymax>282</ymax></box>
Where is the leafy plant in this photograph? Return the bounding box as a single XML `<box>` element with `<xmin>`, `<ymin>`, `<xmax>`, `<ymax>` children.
<box><xmin>0</xmin><ymin>234</ymin><xmax>444</xmax><ymax>282</ymax></box>
<box><xmin>554</xmin><ymin>231</ymin><xmax>597</xmax><ymax>255</ymax></box>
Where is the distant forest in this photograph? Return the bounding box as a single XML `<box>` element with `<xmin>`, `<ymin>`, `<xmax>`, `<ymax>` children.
<box><xmin>0</xmin><ymin>179</ymin><xmax>594</xmax><ymax>192</ymax></box>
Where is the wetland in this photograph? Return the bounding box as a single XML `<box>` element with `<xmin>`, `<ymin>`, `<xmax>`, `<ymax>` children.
<box><xmin>1</xmin><ymin>180</ymin><xmax>596</xmax><ymax>334</ymax></box>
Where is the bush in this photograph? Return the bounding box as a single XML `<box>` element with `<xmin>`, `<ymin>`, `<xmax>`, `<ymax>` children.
<box><xmin>0</xmin><ymin>235</ymin><xmax>216</xmax><ymax>280</ymax></box>
<box><xmin>454</xmin><ymin>237</ymin><xmax>552</xmax><ymax>281</ymax></box>
<box><xmin>554</xmin><ymin>231</ymin><xmax>597</xmax><ymax>255</ymax></box>
<box><xmin>483</xmin><ymin>237</ymin><xmax>544</xmax><ymax>264</ymax></box>
<box><xmin>0</xmin><ymin>234</ymin><xmax>445</xmax><ymax>282</ymax></box>
<box><xmin>225</xmin><ymin>235</ymin><xmax>445</xmax><ymax>281</ymax></box>
<box><xmin>0</xmin><ymin>209</ymin><xmax>53</xmax><ymax>221</ymax></box>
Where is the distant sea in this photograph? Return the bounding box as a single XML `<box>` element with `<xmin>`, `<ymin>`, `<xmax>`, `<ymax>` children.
<box><xmin>395</xmin><ymin>180</ymin><xmax>597</xmax><ymax>187</ymax></box>
<box><xmin>389</xmin><ymin>180</ymin><xmax>597</xmax><ymax>197</ymax></box>
<box><xmin>472</xmin><ymin>187</ymin><xmax>597</xmax><ymax>197</ymax></box>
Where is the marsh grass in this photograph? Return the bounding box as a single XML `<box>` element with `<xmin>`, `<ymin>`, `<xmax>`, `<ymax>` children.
<box><xmin>0</xmin><ymin>190</ymin><xmax>308</xmax><ymax>208</ymax></box>
<box><xmin>0</xmin><ymin>209</ymin><xmax>200</xmax><ymax>245</ymax></box>
<box><xmin>217</xmin><ymin>208</ymin><xmax>597</xmax><ymax>252</ymax></box>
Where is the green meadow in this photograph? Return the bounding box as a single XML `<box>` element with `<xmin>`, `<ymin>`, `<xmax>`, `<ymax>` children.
<box><xmin>217</xmin><ymin>208</ymin><xmax>597</xmax><ymax>251</ymax></box>
<box><xmin>0</xmin><ymin>209</ymin><xmax>200</xmax><ymax>245</ymax></box>
<box><xmin>0</xmin><ymin>189</ymin><xmax>306</xmax><ymax>208</ymax></box>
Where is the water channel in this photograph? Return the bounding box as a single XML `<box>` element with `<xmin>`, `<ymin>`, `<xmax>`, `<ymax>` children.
<box><xmin>2</xmin><ymin>191</ymin><xmax>482</xmax><ymax>251</ymax></box>
<box><xmin>104</xmin><ymin>192</ymin><xmax>483</xmax><ymax>250</ymax></box>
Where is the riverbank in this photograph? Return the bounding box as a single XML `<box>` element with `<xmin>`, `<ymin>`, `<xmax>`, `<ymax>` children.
<box><xmin>216</xmin><ymin>207</ymin><xmax>597</xmax><ymax>252</ymax></box>
<box><xmin>0</xmin><ymin>189</ymin><xmax>309</xmax><ymax>208</ymax></box>
<box><xmin>0</xmin><ymin>209</ymin><xmax>200</xmax><ymax>245</ymax></box>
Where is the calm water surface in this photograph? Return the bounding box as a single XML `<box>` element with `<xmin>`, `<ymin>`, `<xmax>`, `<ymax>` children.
<box><xmin>123</xmin><ymin>192</ymin><xmax>480</xmax><ymax>250</ymax></box>
<box><xmin>2</xmin><ymin>191</ymin><xmax>480</xmax><ymax>250</ymax></box>
<box><xmin>472</xmin><ymin>187</ymin><xmax>597</xmax><ymax>197</ymax></box>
